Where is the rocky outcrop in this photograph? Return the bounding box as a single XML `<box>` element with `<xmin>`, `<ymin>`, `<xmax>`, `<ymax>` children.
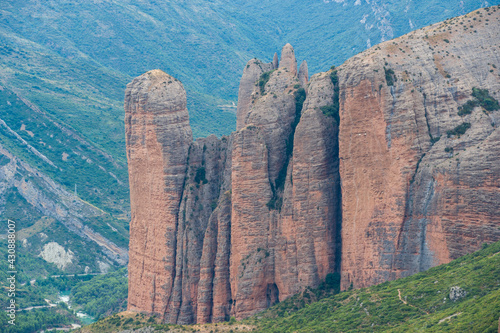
<box><xmin>272</xmin><ymin>52</ymin><xmax>279</xmax><ymax>69</ymax></box>
<box><xmin>127</xmin><ymin>7</ymin><xmax>500</xmax><ymax>325</ymax></box>
<box><xmin>298</xmin><ymin>60</ymin><xmax>309</xmax><ymax>87</ymax></box>
<box><xmin>278</xmin><ymin>43</ymin><xmax>298</xmax><ymax>76</ymax></box>
<box><xmin>338</xmin><ymin>7</ymin><xmax>500</xmax><ymax>289</ymax></box>
<box><xmin>126</xmin><ymin>44</ymin><xmax>342</xmax><ymax>323</ymax></box>
<box><xmin>236</xmin><ymin>59</ymin><xmax>274</xmax><ymax>130</ymax></box>
<box><xmin>275</xmin><ymin>70</ymin><xmax>341</xmax><ymax>299</ymax></box>
<box><xmin>125</xmin><ymin>69</ymin><xmax>193</xmax><ymax>315</ymax></box>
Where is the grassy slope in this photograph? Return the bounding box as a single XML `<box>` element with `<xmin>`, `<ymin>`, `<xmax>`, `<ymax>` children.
<box><xmin>250</xmin><ymin>241</ymin><xmax>500</xmax><ymax>332</ymax></box>
<box><xmin>73</xmin><ymin>240</ymin><xmax>500</xmax><ymax>332</ymax></box>
<box><xmin>0</xmin><ymin>87</ymin><xmax>130</xmax><ymax>245</ymax></box>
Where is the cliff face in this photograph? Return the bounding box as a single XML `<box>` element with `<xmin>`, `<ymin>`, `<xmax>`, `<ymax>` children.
<box><xmin>125</xmin><ymin>70</ymin><xmax>193</xmax><ymax>315</ymax></box>
<box><xmin>126</xmin><ymin>7</ymin><xmax>500</xmax><ymax>325</ymax></box>
<box><xmin>338</xmin><ymin>7</ymin><xmax>500</xmax><ymax>289</ymax></box>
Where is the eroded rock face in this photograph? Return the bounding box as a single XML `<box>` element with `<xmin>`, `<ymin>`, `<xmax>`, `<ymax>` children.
<box><xmin>338</xmin><ymin>8</ymin><xmax>500</xmax><ymax>289</ymax></box>
<box><xmin>236</xmin><ymin>59</ymin><xmax>274</xmax><ymax>130</ymax></box>
<box><xmin>279</xmin><ymin>43</ymin><xmax>298</xmax><ymax>76</ymax></box>
<box><xmin>275</xmin><ymin>71</ymin><xmax>341</xmax><ymax>299</ymax></box>
<box><xmin>125</xmin><ymin>69</ymin><xmax>192</xmax><ymax>315</ymax></box>
<box><xmin>126</xmin><ymin>44</ymin><xmax>341</xmax><ymax>323</ymax></box>
<box><xmin>127</xmin><ymin>7</ymin><xmax>500</xmax><ymax>324</ymax></box>
<box><xmin>298</xmin><ymin>60</ymin><xmax>309</xmax><ymax>87</ymax></box>
<box><xmin>39</xmin><ymin>242</ymin><xmax>74</xmax><ymax>270</ymax></box>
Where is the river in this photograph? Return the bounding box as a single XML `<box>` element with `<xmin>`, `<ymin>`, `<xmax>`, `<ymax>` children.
<box><xmin>57</xmin><ymin>291</ymin><xmax>96</xmax><ymax>326</ymax></box>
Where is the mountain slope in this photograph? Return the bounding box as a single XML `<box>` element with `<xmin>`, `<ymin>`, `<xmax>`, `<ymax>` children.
<box><xmin>1</xmin><ymin>0</ymin><xmax>497</xmax><ymax>140</ymax></box>
<box><xmin>75</xmin><ymin>240</ymin><xmax>500</xmax><ymax>332</ymax></box>
<box><xmin>250</xmin><ymin>242</ymin><xmax>500</xmax><ymax>332</ymax></box>
<box><xmin>122</xmin><ymin>5</ymin><xmax>500</xmax><ymax>324</ymax></box>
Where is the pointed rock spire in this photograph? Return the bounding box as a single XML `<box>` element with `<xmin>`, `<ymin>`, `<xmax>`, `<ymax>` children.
<box><xmin>298</xmin><ymin>60</ymin><xmax>309</xmax><ymax>87</ymax></box>
<box><xmin>279</xmin><ymin>43</ymin><xmax>297</xmax><ymax>76</ymax></box>
<box><xmin>272</xmin><ymin>52</ymin><xmax>279</xmax><ymax>69</ymax></box>
<box><xmin>236</xmin><ymin>59</ymin><xmax>273</xmax><ymax>130</ymax></box>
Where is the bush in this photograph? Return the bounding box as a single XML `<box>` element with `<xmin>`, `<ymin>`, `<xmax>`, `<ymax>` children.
<box><xmin>258</xmin><ymin>70</ymin><xmax>275</xmax><ymax>94</ymax></box>
<box><xmin>458</xmin><ymin>100</ymin><xmax>478</xmax><ymax>116</ymax></box>
<box><xmin>447</xmin><ymin>122</ymin><xmax>471</xmax><ymax>137</ymax></box>
<box><xmin>321</xmin><ymin>105</ymin><xmax>339</xmax><ymax>124</ymax></box>
<box><xmin>194</xmin><ymin>167</ymin><xmax>207</xmax><ymax>184</ymax></box>
<box><xmin>384</xmin><ymin>67</ymin><xmax>397</xmax><ymax>86</ymax></box>
<box><xmin>458</xmin><ymin>88</ymin><xmax>499</xmax><ymax>116</ymax></box>
<box><xmin>471</xmin><ymin>87</ymin><xmax>500</xmax><ymax>111</ymax></box>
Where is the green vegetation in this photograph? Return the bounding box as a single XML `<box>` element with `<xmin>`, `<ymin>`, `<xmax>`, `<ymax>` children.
<box><xmin>471</xmin><ymin>87</ymin><xmax>500</xmax><ymax>112</ymax></box>
<box><xmin>268</xmin><ymin>87</ymin><xmax>306</xmax><ymax>211</ymax></box>
<box><xmin>258</xmin><ymin>70</ymin><xmax>276</xmax><ymax>94</ymax></box>
<box><xmin>76</xmin><ymin>312</ymin><xmax>177</xmax><ymax>333</ymax></box>
<box><xmin>430</xmin><ymin>135</ymin><xmax>441</xmax><ymax>144</ymax></box>
<box><xmin>447</xmin><ymin>123</ymin><xmax>471</xmax><ymax>138</ymax></box>
<box><xmin>0</xmin><ymin>255</ymin><xmax>127</xmax><ymax>330</ymax></box>
<box><xmin>71</xmin><ymin>268</ymin><xmax>128</xmax><ymax>319</ymax></box>
<box><xmin>259</xmin><ymin>272</ymin><xmax>341</xmax><ymax>320</ymax></box>
<box><xmin>0</xmin><ymin>87</ymin><xmax>129</xmax><ymax>248</ymax></box>
<box><xmin>266</xmin><ymin>197</ymin><xmax>281</xmax><ymax>210</ymax></box>
<box><xmin>194</xmin><ymin>167</ymin><xmax>208</xmax><ymax>184</ymax></box>
<box><xmin>458</xmin><ymin>87</ymin><xmax>499</xmax><ymax>116</ymax></box>
<box><xmin>458</xmin><ymin>99</ymin><xmax>478</xmax><ymax>116</ymax></box>
<box><xmin>384</xmin><ymin>67</ymin><xmax>397</xmax><ymax>86</ymax></box>
<box><xmin>0</xmin><ymin>239</ymin><xmax>62</xmax><ymax>301</ymax></box>
<box><xmin>81</xmin><ymin>241</ymin><xmax>500</xmax><ymax>332</ymax></box>
<box><xmin>321</xmin><ymin>68</ymin><xmax>340</xmax><ymax>124</ymax></box>
<box><xmin>248</xmin><ymin>240</ymin><xmax>500</xmax><ymax>332</ymax></box>
<box><xmin>0</xmin><ymin>306</ymin><xmax>78</xmax><ymax>333</ymax></box>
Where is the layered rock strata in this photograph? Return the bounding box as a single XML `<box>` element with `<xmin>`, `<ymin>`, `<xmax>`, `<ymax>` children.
<box><xmin>126</xmin><ymin>7</ymin><xmax>500</xmax><ymax>325</ymax></box>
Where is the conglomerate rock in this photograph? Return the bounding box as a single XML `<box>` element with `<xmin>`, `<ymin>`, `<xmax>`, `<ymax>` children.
<box><xmin>126</xmin><ymin>7</ymin><xmax>500</xmax><ymax>324</ymax></box>
<box><xmin>338</xmin><ymin>8</ymin><xmax>500</xmax><ymax>289</ymax></box>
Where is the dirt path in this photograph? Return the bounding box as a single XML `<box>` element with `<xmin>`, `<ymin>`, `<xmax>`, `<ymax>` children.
<box><xmin>397</xmin><ymin>289</ymin><xmax>430</xmax><ymax>314</ymax></box>
<box><xmin>397</xmin><ymin>289</ymin><xmax>407</xmax><ymax>304</ymax></box>
<box><xmin>438</xmin><ymin>312</ymin><xmax>462</xmax><ymax>324</ymax></box>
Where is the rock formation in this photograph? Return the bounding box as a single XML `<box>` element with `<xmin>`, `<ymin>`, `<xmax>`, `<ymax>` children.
<box><xmin>125</xmin><ymin>70</ymin><xmax>193</xmax><ymax>315</ymax></box>
<box><xmin>338</xmin><ymin>7</ymin><xmax>500</xmax><ymax>289</ymax></box>
<box><xmin>126</xmin><ymin>7</ymin><xmax>500</xmax><ymax>325</ymax></box>
<box><xmin>298</xmin><ymin>60</ymin><xmax>309</xmax><ymax>87</ymax></box>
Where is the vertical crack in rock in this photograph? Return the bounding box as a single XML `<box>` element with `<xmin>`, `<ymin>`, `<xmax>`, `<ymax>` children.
<box><xmin>422</xmin><ymin>92</ymin><xmax>438</xmax><ymax>144</ymax></box>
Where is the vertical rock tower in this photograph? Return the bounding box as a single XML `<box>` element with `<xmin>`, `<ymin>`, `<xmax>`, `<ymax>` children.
<box><xmin>126</xmin><ymin>45</ymin><xmax>341</xmax><ymax>324</ymax></box>
<box><xmin>125</xmin><ymin>70</ymin><xmax>192</xmax><ymax>316</ymax></box>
